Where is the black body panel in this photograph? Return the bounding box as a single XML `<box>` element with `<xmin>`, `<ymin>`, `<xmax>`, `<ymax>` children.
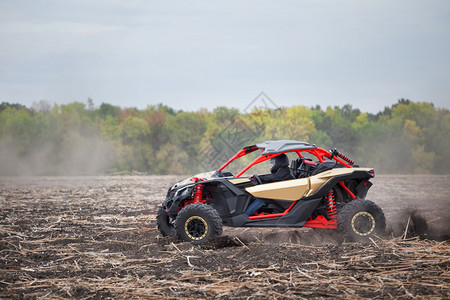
<box><xmin>164</xmin><ymin>188</ymin><xmax>193</xmax><ymax>216</ymax></box>
<box><xmin>243</xmin><ymin>198</ymin><xmax>321</xmax><ymax>227</ymax></box>
<box><xmin>356</xmin><ymin>180</ymin><xmax>372</xmax><ymax>199</ymax></box>
<box><xmin>221</xmin><ymin>198</ymin><xmax>322</xmax><ymax>228</ymax></box>
<box><xmin>204</xmin><ymin>180</ymin><xmax>250</xmax><ymax>220</ymax></box>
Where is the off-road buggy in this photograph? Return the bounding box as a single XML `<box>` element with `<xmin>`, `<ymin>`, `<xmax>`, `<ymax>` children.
<box><xmin>157</xmin><ymin>140</ymin><xmax>385</xmax><ymax>244</ymax></box>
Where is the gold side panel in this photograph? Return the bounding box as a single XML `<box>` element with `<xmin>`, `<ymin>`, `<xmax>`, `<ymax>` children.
<box><xmin>245</xmin><ymin>178</ymin><xmax>310</xmax><ymax>201</ymax></box>
<box><xmin>306</xmin><ymin>168</ymin><xmax>371</xmax><ymax>196</ymax></box>
<box><xmin>228</xmin><ymin>178</ymin><xmax>251</xmax><ymax>185</ymax></box>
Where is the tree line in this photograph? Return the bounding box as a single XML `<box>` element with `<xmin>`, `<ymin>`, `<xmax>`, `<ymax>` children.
<box><xmin>0</xmin><ymin>99</ymin><xmax>448</xmax><ymax>175</ymax></box>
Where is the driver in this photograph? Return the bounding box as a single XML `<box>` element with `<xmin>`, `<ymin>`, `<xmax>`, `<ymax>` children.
<box><xmin>246</xmin><ymin>153</ymin><xmax>293</xmax><ymax>215</ymax></box>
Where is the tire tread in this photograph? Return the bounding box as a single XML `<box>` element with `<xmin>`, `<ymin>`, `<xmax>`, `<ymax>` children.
<box><xmin>156</xmin><ymin>206</ymin><xmax>176</xmax><ymax>237</ymax></box>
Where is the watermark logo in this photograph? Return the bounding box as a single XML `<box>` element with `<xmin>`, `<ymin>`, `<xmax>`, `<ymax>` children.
<box><xmin>197</xmin><ymin>91</ymin><xmax>280</xmax><ymax>171</ymax></box>
<box><xmin>243</xmin><ymin>91</ymin><xmax>279</xmax><ymax>113</ymax></box>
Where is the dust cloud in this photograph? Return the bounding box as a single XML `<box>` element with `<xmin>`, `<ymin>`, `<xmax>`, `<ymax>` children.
<box><xmin>368</xmin><ymin>174</ymin><xmax>449</xmax><ymax>241</ymax></box>
<box><xmin>0</xmin><ymin>135</ymin><xmax>117</xmax><ymax>176</ymax></box>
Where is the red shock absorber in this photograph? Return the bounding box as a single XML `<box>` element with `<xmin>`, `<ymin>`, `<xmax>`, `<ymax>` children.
<box><xmin>326</xmin><ymin>189</ymin><xmax>337</xmax><ymax>220</ymax></box>
<box><xmin>194</xmin><ymin>184</ymin><xmax>203</xmax><ymax>203</ymax></box>
<box><xmin>332</xmin><ymin>149</ymin><xmax>355</xmax><ymax>165</ymax></box>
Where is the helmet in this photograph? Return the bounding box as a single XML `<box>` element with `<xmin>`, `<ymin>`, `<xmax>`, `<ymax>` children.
<box><xmin>269</xmin><ymin>153</ymin><xmax>289</xmax><ymax>173</ymax></box>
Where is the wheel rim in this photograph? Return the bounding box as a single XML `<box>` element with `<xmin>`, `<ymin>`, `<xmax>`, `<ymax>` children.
<box><xmin>351</xmin><ymin>211</ymin><xmax>376</xmax><ymax>236</ymax></box>
<box><xmin>185</xmin><ymin>216</ymin><xmax>208</xmax><ymax>240</ymax></box>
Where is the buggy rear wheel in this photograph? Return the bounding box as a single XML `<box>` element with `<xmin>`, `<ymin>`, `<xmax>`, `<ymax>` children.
<box><xmin>156</xmin><ymin>206</ymin><xmax>176</xmax><ymax>237</ymax></box>
<box><xmin>175</xmin><ymin>203</ymin><xmax>223</xmax><ymax>245</ymax></box>
<box><xmin>337</xmin><ymin>199</ymin><xmax>385</xmax><ymax>241</ymax></box>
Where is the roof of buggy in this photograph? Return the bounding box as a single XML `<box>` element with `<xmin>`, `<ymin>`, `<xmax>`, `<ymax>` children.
<box><xmin>253</xmin><ymin>140</ymin><xmax>316</xmax><ymax>154</ymax></box>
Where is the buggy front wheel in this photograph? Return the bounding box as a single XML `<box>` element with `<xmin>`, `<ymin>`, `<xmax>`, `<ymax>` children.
<box><xmin>174</xmin><ymin>203</ymin><xmax>223</xmax><ymax>245</ymax></box>
<box><xmin>156</xmin><ymin>206</ymin><xmax>176</xmax><ymax>237</ymax></box>
<box><xmin>337</xmin><ymin>199</ymin><xmax>386</xmax><ymax>241</ymax></box>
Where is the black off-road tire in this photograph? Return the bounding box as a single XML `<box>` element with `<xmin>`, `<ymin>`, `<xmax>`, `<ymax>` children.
<box><xmin>174</xmin><ymin>203</ymin><xmax>223</xmax><ymax>245</ymax></box>
<box><xmin>156</xmin><ymin>206</ymin><xmax>176</xmax><ymax>237</ymax></box>
<box><xmin>337</xmin><ymin>199</ymin><xmax>386</xmax><ymax>241</ymax></box>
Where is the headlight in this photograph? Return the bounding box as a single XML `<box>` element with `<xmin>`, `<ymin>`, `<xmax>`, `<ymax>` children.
<box><xmin>175</xmin><ymin>186</ymin><xmax>192</xmax><ymax>197</ymax></box>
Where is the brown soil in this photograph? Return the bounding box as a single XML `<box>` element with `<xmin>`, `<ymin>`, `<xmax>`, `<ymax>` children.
<box><xmin>0</xmin><ymin>175</ymin><xmax>449</xmax><ymax>299</ymax></box>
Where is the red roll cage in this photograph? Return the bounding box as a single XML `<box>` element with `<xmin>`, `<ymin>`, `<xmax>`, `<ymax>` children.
<box><xmin>218</xmin><ymin>144</ymin><xmax>353</xmax><ymax>178</ymax></box>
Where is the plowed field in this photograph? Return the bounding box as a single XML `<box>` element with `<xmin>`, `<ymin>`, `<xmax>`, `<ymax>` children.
<box><xmin>1</xmin><ymin>175</ymin><xmax>449</xmax><ymax>299</ymax></box>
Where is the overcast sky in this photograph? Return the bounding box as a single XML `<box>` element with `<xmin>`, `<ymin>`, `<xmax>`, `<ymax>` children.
<box><xmin>1</xmin><ymin>0</ymin><xmax>449</xmax><ymax>113</ymax></box>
